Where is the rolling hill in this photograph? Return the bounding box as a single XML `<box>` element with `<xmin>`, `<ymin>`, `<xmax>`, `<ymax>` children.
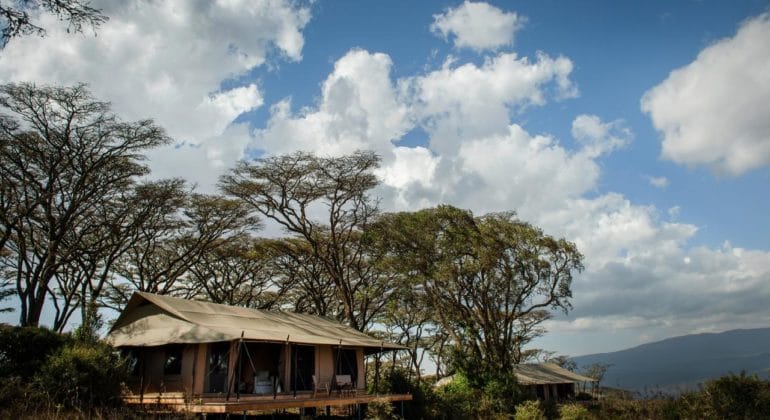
<box><xmin>570</xmin><ymin>328</ymin><xmax>770</xmax><ymax>393</ymax></box>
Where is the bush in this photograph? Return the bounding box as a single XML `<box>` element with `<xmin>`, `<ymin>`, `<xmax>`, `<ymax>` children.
<box><xmin>700</xmin><ymin>372</ymin><xmax>770</xmax><ymax>419</ymax></box>
<box><xmin>436</xmin><ymin>373</ymin><xmax>480</xmax><ymax>419</ymax></box>
<box><xmin>35</xmin><ymin>341</ymin><xmax>128</xmax><ymax>409</ymax></box>
<box><xmin>0</xmin><ymin>325</ymin><xmax>70</xmax><ymax>378</ymax></box>
<box><xmin>370</xmin><ymin>366</ymin><xmax>439</xmax><ymax>419</ymax></box>
<box><xmin>366</xmin><ymin>397</ymin><xmax>400</xmax><ymax>419</ymax></box>
<box><xmin>481</xmin><ymin>371</ymin><xmax>522</xmax><ymax>415</ymax></box>
<box><xmin>514</xmin><ymin>400</ymin><xmax>544</xmax><ymax>420</ymax></box>
<box><xmin>559</xmin><ymin>403</ymin><xmax>591</xmax><ymax>420</ymax></box>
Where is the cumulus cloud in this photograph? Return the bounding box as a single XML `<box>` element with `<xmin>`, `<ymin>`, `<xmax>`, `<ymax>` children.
<box><xmin>571</xmin><ymin>114</ymin><xmax>632</xmax><ymax>158</ymax></box>
<box><xmin>252</xmin><ymin>47</ymin><xmax>581</xmax><ymax>216</ymax></box>
<box><xmin>551</xmin><ymin>241</ymin><xmax>770</xmax><ymax>339</ymax></box>
<box><xmin>408</xmin><ymin>52</ymin><xmax>577</xmax><ymax>155</ymax></box>
<box><xmin>642</xmin><ymin>13</ymin><xmax>770</xmax><ymax>176</ymax></box>
<box><xmin>431</xmin><ymin>1</ymin><xmax>525</xmax><ymax>51</ymax></box>
<box><xmin>0</xmin><ymin>0</ymin><xmax>311</xmax><ymax>191</ymax></box>
<box><xmin>256</xmin><ymin>49</ymin><xmax>411</xmax><ymax>157</ymax></box>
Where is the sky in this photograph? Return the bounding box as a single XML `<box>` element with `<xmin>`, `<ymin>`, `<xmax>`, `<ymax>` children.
<box><xmin>2</xmin><ymin>0</ymin><xmax>770</xmax><ymax>357</ymax></box>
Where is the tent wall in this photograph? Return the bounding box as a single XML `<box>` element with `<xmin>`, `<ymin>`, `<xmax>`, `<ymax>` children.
<box><xmin>356</xmin><ymin>348</ymin><xmax>365</xmax><ymax>389</ymax></box>
<box><xmin>123</xmin><ymin>342</ymin><xmax>372</xmax><ymax>396</ymax></box>
<box><xmin>125</xmin><ymin>344</ymin><xmax>196</xmax><ymax>394</ymax></box>
<box><xmin>192</xmin><ymin>343</ymin><xmax>207</xmax><ymax>394</ymax></box>
<box><xmin>317</xmin><ymin>345</ymin><xmax>334</xmax><ymax>382</ymax></box>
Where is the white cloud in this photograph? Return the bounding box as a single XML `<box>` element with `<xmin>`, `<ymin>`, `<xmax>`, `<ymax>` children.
<box><xmin>647</xmin><ymin>175</ymin><xmax>669</xmax><ymax>188</ymax></box>
<box><xmin>571</xmin><ymin>114</ymin><xmax>632</xmax><ymax>158</ymax></box>
<box><xmin>375</xmin><ymin>146</ymin><xmax>440</xmax><ymax>210</ymax></box>
<box><xmin>256</xmin><ymin>49</ymin><xmax>411</xmax><ymax>157</ymax></box>
<box><xmin>0</xmin><ymin>0</ymin><xmax>311</xmax><ymax>191</ymax></box>
<box><xmin>556</xmin><ymin>242</ymin><xmax>770</xmax><ymax>336</ymax></box>
<box><xmin>454</xmin><ymin>124</ymin><xmax>601</xmax><ymax>217</ymax></box>
<box><xmin>431</xmin><ymin>1</ymin><xmax>525</xmax><ymax>51</ymax></box>
<box><xmin>409</xmin><ymin>51</ymin><xmax>577</xmax><ymax>155</ymax></box>
<box><xmin>642</xmin><ymin>13</ymin><xmax>770</xmax><ymax>176</ymax></box>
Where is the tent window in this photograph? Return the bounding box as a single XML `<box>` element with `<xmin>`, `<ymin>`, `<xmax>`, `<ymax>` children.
<box><xmin>164</xmin><ymin>345</ymin><xmax>183</xmax><ymax>375</ymax></box>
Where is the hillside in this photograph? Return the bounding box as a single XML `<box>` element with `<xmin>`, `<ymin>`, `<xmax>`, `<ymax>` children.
<box><xmin>570</xmin><ymin>328</ymin><xmax>770</xmax><ymax>393</ymax></box>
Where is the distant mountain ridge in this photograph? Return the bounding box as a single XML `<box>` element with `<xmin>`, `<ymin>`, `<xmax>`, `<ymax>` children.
<box><xmin>570</xmin><ymin>328</ymin><xmax>770</xmax><ymax>393</ymax></box>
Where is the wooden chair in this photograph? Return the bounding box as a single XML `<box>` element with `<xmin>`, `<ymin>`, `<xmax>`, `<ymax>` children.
<box><xmin>335</xmin><ymin>374</ymin><xmax>355</xmax><ymax>397</ymax></box>
<box><xmin>312</xmin><ymin>375</ymin><xmax>330</xmax><ymax>397</ymax></box>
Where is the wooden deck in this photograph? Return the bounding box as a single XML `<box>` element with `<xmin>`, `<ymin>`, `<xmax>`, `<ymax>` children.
<box><xmin>123</xmin><ymin>391</ymin><xmax>413</xmax><ymax>414</ymax></box>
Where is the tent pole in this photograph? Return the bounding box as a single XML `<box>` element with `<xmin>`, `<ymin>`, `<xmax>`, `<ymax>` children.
<box><xmin>236</xmin><ymin>331</ymin><xmax>244</xmax><ymax>400</ymax></box>
<box><xmin>282</xmin><ymin>335</ymin><xmax>289</xmax><ymax>399</ymax></box>
<box><xmin>139</xmin><ymin>350</ymin><xmax>145</xmax><ymax>407</ymax></box>
<box><xmin>293</xmin><ymin>344</ymin><xmax>298</xmax><ymax>398</ymax></box>
<box><xmin>375</xmin><ymin>342</ymin><xmax>383</xmax><ymax>395</ymax></box>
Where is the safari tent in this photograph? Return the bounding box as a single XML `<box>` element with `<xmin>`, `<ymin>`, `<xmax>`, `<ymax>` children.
<box><xmin>107</xmin><ymin>292</ymin><xmax>410</xmax><ymax>414</ymax></box>
<box><xmin>513</xmin><ymin>363</ymin><xmax>597</xmax><ymax>400</ymax></box>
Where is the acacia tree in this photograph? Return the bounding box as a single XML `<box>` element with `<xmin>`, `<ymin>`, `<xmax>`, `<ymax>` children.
<box><xmin>185</xmin><ymin>235</ymin><xmax>289</xmax><ymax>309</ymax></box>
<box><xmin>103</xmin><ymin>190</ymin><xmax>256</xmax><ymax>310</ymax></box>
<box><xmin>220</xmin><ymin>151</ymin><xmax>390</xmax><ymax>331</ymax></box>
<box><xmin>0</xmin><ymin>83</ymin><xmax>170</xmax><ymax>326</ymax></box>
<box><xmin>370</xmin><ymin>205</ymin><xmax>583</xmax><ymax>375</ymax></box>
<box><xmin>379</xmin><ymin>283</ymin><xmax>432</xmax><ymax>381</ymax></box>
<box><xmin>267</xmin><ymin>238</ymin><xmax>337</xmax><ymax>316</ymax></box>
<box><xmin>48</xmin><ymin>179</ymin><xmax>196</xmax><ymax>331</ymax></box>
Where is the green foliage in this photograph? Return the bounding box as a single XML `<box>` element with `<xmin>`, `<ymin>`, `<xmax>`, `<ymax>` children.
<box><xmin>371</xmin><ymin>366</ymin><xmax>439</xmax><ymax>419</ymax></box>
<box><xmin>514</xmin><ymin>400</ymin><xmax>545</xmax><ymax>420</ymax></box>
<box><xmin>436</xmin><ymin>373</ymin><xmax>479</xmax><ymax>419</ymax></box>
<box><xmin>0</xmin><ymin>325</ymin><xmax>70</xmax><ymax>378</ymax></box>
<box><xmin>72</xmin><ymin>302</ymin><xmax>104</xmax><ymax>345</ymax></box>
<box><xmin>365</xmin><ymin>398</ymin><xmax>400</xmax><ymax>420</ymax></box>
<box><xmin>481</xmin><ymin>371</ymin><xmax>523</xmax><ymax>415</ymax></box>
<box><xmin>585</xmin><ymin>373</ymin><xmax>770</xmax><ymax>419</ymax></box>
<box><xmin>371</xmin><ymin>205</ymin><xmax>583</xmax><ymax>377</ymax></box>
<box><xmin>35</xmin><ymin>341</ymin><xmax>128</xmax><ymax>409</ymax></box>
<box><xmin>431</xmin><ymin>371</ymin><xmax>524</xmax><ymax>419</ymax></box>
<box><xmin>559</xmin><ymin>403</ymin><xmax>592</xmax><ymax>420</ymax></box>
<box><xmin>0</xmin><ymin>326</ymin><xmax>129</xmax><ymax>416</ymax></box>
<box><xmin>700</xmin><ymin>372</ymin><xmax>770</xmax><ymax>419</ymax></box>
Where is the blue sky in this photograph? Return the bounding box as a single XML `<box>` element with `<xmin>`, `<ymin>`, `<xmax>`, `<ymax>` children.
<box><xmin>2</xmin><ymin>0</ymin><xmax>770</xmax><ymax>357</ymax></box>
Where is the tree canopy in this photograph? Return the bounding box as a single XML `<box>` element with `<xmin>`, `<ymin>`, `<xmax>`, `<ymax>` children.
<box><xmin>0</xmin><ymin>84</ymin><xmax>585</xmax><ymax>381</ymax></box>
<box><xmin>0</xmin><ymin>83</ymin><xmax>169</xmax><ymax>326</ymax></box>
<box><xmin>370</xmin><ymin>205</ymin><xmax>583</xmax><ymax>374</ymax></box>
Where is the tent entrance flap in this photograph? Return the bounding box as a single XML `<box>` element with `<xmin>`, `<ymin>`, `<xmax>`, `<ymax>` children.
<box><xmin>291</xmin><ymin>345</ymin><xmax>315</xmax><ymax>392</ymax></box>
<box><xmin>206</xmin><ymin>342</ymin><xmax>230</xmax><ymax>393</ymax></box>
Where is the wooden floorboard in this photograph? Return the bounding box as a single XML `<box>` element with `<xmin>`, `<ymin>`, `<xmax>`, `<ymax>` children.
<box><xmin>124</xmin><ymin>393</ymin><xmax>413</xmax><ymax>414</ymax></box>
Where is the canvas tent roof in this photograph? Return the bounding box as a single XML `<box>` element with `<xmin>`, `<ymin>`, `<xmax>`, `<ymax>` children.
<box><xmin>106</xmin><ymin>292</ymin><xmax>403</xmax><ymax>351</ymax></box>
<box><xmin>513</xmin><ymin>363</ymin><xmax>597</xmax><ymax>385</ymax></box>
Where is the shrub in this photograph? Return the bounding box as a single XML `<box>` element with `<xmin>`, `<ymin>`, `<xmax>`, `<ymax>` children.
<box><xmin>370</xmin><ymin>366</ymin><xmax>438</xmax><ymax>419</ymax></box>
<box><xmin>700</xmin><ymin>372</ymin><xmax>770</xmax><ymax>419</ymax></box>
<box><xmin>481</xmin><ymin>371</ymin><xmax>522</xmax><ymax>415</ymax></box>
<box><xmin>0</xmin><ymin>325</ymin><xmax>70</xmax><ymax>378</ymax></box>
<box><xmin>366</xmin><ymin>397</ymin><xmax>400</xmax><ymax>419</ymax></box>
<box><xmin>514</xmin><ymin>400</ymin><xmax>544</xmax><ymax>420</ymax></box>
<box><xmin>559</xmin><ymin>403</ymin><xmax>591</xmax><ymax>420</ymax></box>
<box><xmin>35</xmin><ymin>341</ymin><xmax>128</xmax><ymax>409</ymax></box>
<box><xmin>437</xmin><ymin>373</ymin><xmax>480</xmax><ymax>419</ymax></box>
